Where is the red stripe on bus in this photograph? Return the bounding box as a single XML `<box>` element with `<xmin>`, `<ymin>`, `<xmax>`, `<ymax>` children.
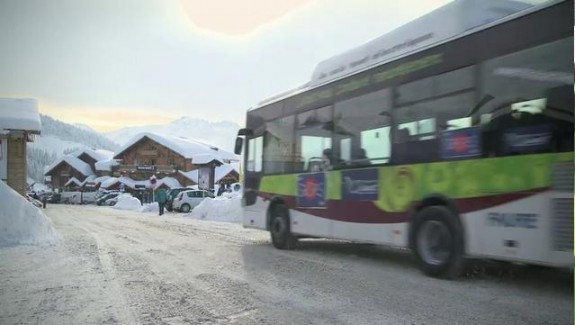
<box><xmin>259</xmin><ymin>189</ymin><xmax>544</xmax><ymax>224</ymax></box>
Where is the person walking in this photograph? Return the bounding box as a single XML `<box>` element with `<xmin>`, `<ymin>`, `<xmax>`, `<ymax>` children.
<box><xmin>217</xmin><ymin>182</ymin><xmax>225</xmax><ymax>196</ymax></box>
<box><xmin>155</xmin><ymin>187</ymin><xmax>168</xmax><ymax>216</ymax></box>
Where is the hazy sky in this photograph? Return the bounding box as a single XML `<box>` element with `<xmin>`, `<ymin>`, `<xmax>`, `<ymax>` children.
<box><xmin>0</xmin><ymin>0</ymin><xmax>544</xmax><ymax>132</ymax></box>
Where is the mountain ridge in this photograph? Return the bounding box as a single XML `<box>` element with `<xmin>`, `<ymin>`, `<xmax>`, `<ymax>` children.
<box><xmin>104</xmin><ymin>117</ymin><xmax>240</xmax><ymax>152</ymax></box>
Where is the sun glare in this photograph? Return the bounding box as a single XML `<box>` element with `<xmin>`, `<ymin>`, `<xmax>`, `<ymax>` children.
<box><xmin>179</xmin><ymin>0</ymin><xmax>312</xmax><ymax>36</ymax></box>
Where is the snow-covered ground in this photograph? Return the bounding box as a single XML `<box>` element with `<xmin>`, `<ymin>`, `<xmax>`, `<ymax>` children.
<box><xmin>0</xmin><ymin>204</ymin><xmax>571</xmax><ymax>325</ymax></box>
<box><xmin>188</xmin><ymin>196</ymin><xmax>242</xmax><ymax>222</ymax></box>
<box><xmin>112</xmin><ymin>193</ymin><xmax>142</xmax><ymax>211</ymax></box>
<box><xmin>109</xmin><ymin>192</ymin><xmax>243</xmax><ymax>223</ymax></box>
<box><xmin>0</xmin><ymin>181</ymin><xmax>58</xmax><ymax>247</ymax></box>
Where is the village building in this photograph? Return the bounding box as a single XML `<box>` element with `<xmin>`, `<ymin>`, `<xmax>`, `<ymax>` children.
<box><xmin>44</xmin><ymin>148</ymin><xmax>115</xmax><ymax>191</ymax></box>
<box><xmin>0</xmin><ymin>99</ymin><xmax>41</xmax><ymax>196</ymax></box>
<box><xmin>179</xmin><ymin>161</ymin><xmax>240</xmax><ymax>188</ymax></box>
<box><xmin>111</xmin><ymin>132</ymin><xmax>239</xmax><ymax>191</ymax></box>
<box><xmin>44</xmin><ymin>132</ymin><xmax>239</xmax><ymax>195</ymax></box>
<box><xmin>44</xmin><ymin>155</ymin><xmax>95</xmax><ymax>191</ymax></box>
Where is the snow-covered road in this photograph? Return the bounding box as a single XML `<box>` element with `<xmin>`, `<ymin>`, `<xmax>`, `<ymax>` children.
<box><xmin>0</xmin><ymin>205</ymin><xmax>572</xmax><ymax>324</ymax></box>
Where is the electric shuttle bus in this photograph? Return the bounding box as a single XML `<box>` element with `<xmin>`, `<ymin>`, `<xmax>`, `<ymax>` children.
<box><xmin>234</xmin><ymin>0</ymin><xmax>573</xmax><ymax>278</ymax></box>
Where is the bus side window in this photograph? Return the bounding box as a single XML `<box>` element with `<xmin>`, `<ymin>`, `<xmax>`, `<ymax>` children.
<box><xmin>295</xmin><ymin>106</ymin><xmax>333</xmax><ymax>172</ymax></box>
<box><xmin>334</xmin><ymin>88</ymin><xmax>392</xmax><ymax>168</ymax></box>
<box><xmin>393</xmin><ymin>66</ymin><xmax>476</xmax><ymax>163</ymax></box>
<box><xmin>478</xmin><ymin>38</ymin><xmax>573</xmax><ymax>157</ymax></box>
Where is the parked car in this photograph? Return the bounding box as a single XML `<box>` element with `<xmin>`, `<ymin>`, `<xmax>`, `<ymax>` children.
<box><xmin>104</xmin><ymin>195</ymin><xmax>120</xmax><ymax>206</ymax></box>
<box><xmin>25</xmin><ymin>194</ymin><xmax>43</xmax><ymax>208</ymax></box>
<box><xmin>173</xmin><ymin>190</ymin><xmax>214</xmax><ymax>213</ymax></box>
<box><xmin>44</xmin><ymin>192</ymin><xmax>61</xmax><ymax>203</ymax></box>
<box><xmin>96</xmin><ymin>189</ymin><xmax>117</xmax><ymax>200</ymax></box>
<box><xmin>165</xmin><ymin>187</ymin><xmax>193</xmax><ymax>212</ymax></box>
<box><xmin>96</xmin><ymin>192</ymin><xmax>119</xmax><ymax>206</ymax></box>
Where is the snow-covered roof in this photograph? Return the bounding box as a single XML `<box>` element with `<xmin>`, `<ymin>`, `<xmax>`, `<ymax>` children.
<box><xmin>93</xmin><ymin>175</ymin><xmax>112</xmax><ymax>184</ymax></box>
<box><xmin>179</xmin><ymin>163</ymin><xmax>239</xmax><ymax>184</ymax></box>
<box><xmin>192</xmin><ymin>153</ymin><xmax>223</xmax><ymax>165</ymax></box>
<box><xmin>65</xmin><ymin>175</ymin><xmax>97</xmax><ymax>187</ymax></box>
<box><xmin>100</xmin><ymin>177</ymin><xmax>119</xmax><ymax>189</ymax></box>
<box><xmin>76</xmin><ymin>148</ymin><xmax>114</xmax><ymax>162</ymax></box>
<box><xmin>102</xmin><ymin>176</ymin><xmax>181</xmax><ymax>190</ymax></box>
<box><xmin>83</xmin><ymin>175</ymin><xmax>96</xmax><ymax>184</ymax></box>
<box><xmin>0</xmin><ymin>99</ymin><xmax>41</xmax><ymax>134</ymax></box>
<box><xmin>65</xmin><ymin>177</ymin><xmax>83</xmax><ymax>187</ymax></box>
<box><xmin>179</xmin><ymin>170</ymin><xmax>198</xmax><ymax>183</ymax></box>
<box><xmin>95</xmin><ymin>158</ymin><xmax>119</xmax><ymax>172</ymax></box>
<box><xmin>214</xmin><ymin>163</ymin><xmax>240</xmax><ymax>183</ymax></box>
<box><xmin>114</xmin><ymin>132</ymin><xmax>238</xmax><ymax>162</ymax></box>
<box><xmin>118</xmin><ymin>176</ymin><xmax>149</xmax><ymax>189</ymax></box>
<box><xmin>45</xmin><ymin>155</ymin><xmax>94</xmax><ymax>177</ymax></box>
<box><xmin>156</xmin><ymin>177</ymin><xmax>182</xmax><ymax>189</ymax></box>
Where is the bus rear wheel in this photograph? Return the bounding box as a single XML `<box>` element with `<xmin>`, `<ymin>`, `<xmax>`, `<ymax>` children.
<box><xmin>413</xmin><ymin>205</ymin><xmax>463</xmax><ymax>279</ymax></box>
<box><xmin>270</xmin><ymin>204</ymin><xmax>297</xmax><ymax>250</ymax></box>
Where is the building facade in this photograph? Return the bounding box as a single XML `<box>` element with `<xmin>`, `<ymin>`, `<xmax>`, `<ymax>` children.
<box><xmin>0</xmin><ymin>99</ymin><xmax>41</xmax><ymax>196</ymax></box>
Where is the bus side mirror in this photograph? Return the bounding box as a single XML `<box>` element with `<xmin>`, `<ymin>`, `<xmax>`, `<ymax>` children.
<box><xmin>238</xmin><ymin>128</ymin><xmax>253</xmax><ymax>136</ymax></box>
<box><xmin>234</xmin><ymin>137</ymin><xmax>244</xmax><ymax>155</ymax></box>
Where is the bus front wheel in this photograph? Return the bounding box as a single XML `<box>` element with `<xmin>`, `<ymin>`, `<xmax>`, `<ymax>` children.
<box><xmin>413</xmin><ymin>205</ymin><xmax>463</xmax><ymax>279</ymax></box>
<box><xmin>270</xmin><ymin>204</ymin><xmax>297</xmax><ymax>250</ymax></box>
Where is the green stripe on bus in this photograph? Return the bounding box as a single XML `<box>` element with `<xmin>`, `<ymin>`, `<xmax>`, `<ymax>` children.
<box><xmin>259</xmin><ymin>152</ymin><xmax>573</xmax><ymax>212</ymax></box>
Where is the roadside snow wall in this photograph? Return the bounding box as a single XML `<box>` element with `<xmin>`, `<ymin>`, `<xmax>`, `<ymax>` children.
<box><xmin>0</xmin><ymin>181</ymin><xmax>58</xmax><ymax>247</ymax></box>
<box><xmin>188</xmin><ymin>197</ymin><xmax>242</xmax><ymax>223</ymax></box>
<box><xmin>112</xmin><ymin>194</ymin><xmax>142</xmax><ymax>211</ymax></box>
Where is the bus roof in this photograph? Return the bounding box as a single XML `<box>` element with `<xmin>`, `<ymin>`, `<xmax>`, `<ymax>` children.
<box><xmin>254</xmin><ymin>0</ymin><xmax>561</xmax><ymax>110</ymax></box>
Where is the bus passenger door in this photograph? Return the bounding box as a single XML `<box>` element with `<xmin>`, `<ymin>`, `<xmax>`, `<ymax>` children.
<box><xmin>242</xmin><ymin>136</ymin><xmax>268</xmax><ymax>230</ymax></box>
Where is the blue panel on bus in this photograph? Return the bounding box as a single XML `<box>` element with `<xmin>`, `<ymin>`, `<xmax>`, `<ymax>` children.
<box><xmin>503</xmin><ymin>124</ymin><xmax>552</xmax><ymax>154</ymax></box>
<box><xmin>441</xmin><ymin>127</ymin><xmax>481</xmax><ymax>159</ymax></box>
<box><xmin>342</xmin><ymin>169</ymin><xmax>379</xmax><ymax>201</ymax></box>
<box><xmin>297</xmin><ymin>172</ymin><xmax>326</xmax><ymax>208</ymax></box>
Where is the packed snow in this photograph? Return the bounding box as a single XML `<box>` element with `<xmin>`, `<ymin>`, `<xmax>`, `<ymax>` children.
<box><xmin>188</xmin><ymin>196</ymin><xmax>242</xmax><ymax>223</ymax></box>
<box><xmin>0</xmin><ymin>98</ymin><xmax>41</xmax><ymax>133</ymax></box>
<box><xmin>112</xmin><ymin>193</ymin><xmax>142</xmax><ymax>211</ymax></box>
<box><xmin>140</xmin><ymin>202</ymin><xmax>159</xmax><ymax>213</ymax></box>
<box><xmin>100</xmin><ymin>192</ymin><xmax>242</xmax><ymax>223</ymax></box>
<box><xmin>0</xmin><ymin>180</ymin><xmax>58</xmax><ymax>247</ymax></box>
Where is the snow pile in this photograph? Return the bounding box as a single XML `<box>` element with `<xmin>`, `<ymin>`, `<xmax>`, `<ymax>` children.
<box><xmin>222</xmin><ymin>191</ymin><xmax>241</xmax><ymax>199</ymax></box>
<box><xmin>0</xmin><ymin>181</ymin><xmax>58</xmax><ymax>247</ymax></box>
<box><xmin>140</xmin><ymin>202</ymin><xmax>159</xmax><ymax>213</ymax></box>
<box><xmin>112</xmin><ymin>194</ymin><xmax>141</xmax><ymax>211</ymax></box>
<box><xmin>0</xmin><ymin>98</ymin><xmax>41</xmax><ymax>133</ymax></box>
<box><xmin>188</xmin><ymin>196</ymin><xmax>242</xmax><ymax>223</ymax></box>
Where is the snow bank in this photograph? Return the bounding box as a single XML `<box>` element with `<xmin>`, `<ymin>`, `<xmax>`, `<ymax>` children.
<box><xmin>0</xmin><ymin>98</ymin><xmax>41</xmax><ymax>133</ymax></box>
<box><xmin>140</xmin><ymin>202</ymin><xmax>159</xmax><ymax>213</ymax></box>
<box><xmin>0</xmin><ymin>181</ymin><xmax>58</xmax><ymax>247</ymax></box>
<box><xmin>112</xmin><ymin>194</ymin><xmax>141</xmax><ymax>211</ymax></box>
<box><xmin>188</xmin><ymin>196</ymin><xmax>242</xmax><ymax>223</ymax></box>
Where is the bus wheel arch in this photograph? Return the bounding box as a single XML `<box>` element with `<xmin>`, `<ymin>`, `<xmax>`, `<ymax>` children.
<box><xmin>408</xmin><ymin>195</ymin><xmax>465</xmax><ymax>279</ymax></box>
<box><xmin>267</xmin><ymin>198</ymin><xmax>297</xmax><ymax>250</ymax></box>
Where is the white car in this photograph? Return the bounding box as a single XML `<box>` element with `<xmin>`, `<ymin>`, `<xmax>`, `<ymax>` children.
<box><xmin>173</xmin><ymin>190</ymin><xmax>214</xmax><ymax>213</ymax></box>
